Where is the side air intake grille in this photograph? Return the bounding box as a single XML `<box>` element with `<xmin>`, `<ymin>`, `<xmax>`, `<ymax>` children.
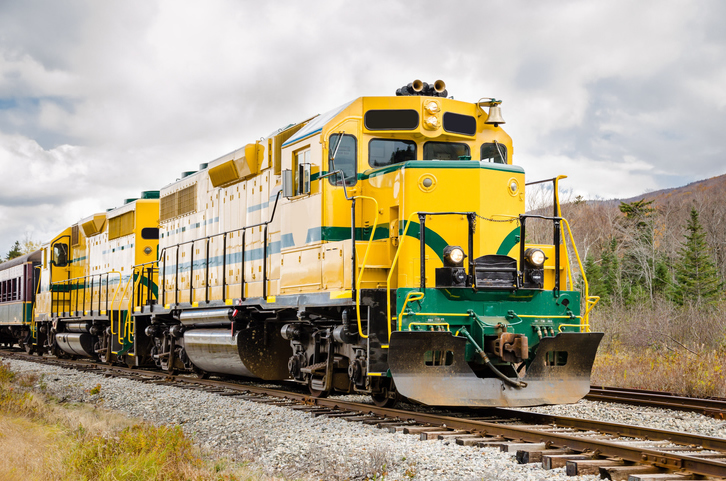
<box><xmin>108</xmin><ymin>211</ymin><xmax>135</xmax><ymax>240</ymax></box>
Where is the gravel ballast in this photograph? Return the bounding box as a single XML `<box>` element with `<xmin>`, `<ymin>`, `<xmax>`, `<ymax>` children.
<box><xmin>4</xmin><ymin>357</ymin><xmax>724</xmax><ymax>480</ymax></box>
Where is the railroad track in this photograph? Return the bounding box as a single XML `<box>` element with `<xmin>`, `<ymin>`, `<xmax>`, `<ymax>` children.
<box><xmin>2</xmin><ymin>349</ymin><xmax>726</xmax><ymax>480</ymax></box>
<box><xmin>588</xmin><ymin>385</ymin><xmax>726</xmax><ymax>419</ymax></box>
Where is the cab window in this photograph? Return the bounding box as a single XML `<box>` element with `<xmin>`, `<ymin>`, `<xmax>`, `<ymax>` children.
<box><xmin>328</xmin><ymin>134</ymin><xmax>357</xmax><ymax>186</ymax></box>
<box><xmin>481</xmin><ymin>142</ymin><xmax>507</xmax><ymax>164</ymax></box>
<box><xmin>368</xmin><ymin>139</ymin><xmax>416</xmax><ymax>167</ymax></box>
<box><xmin>294</xmin><ymin>149</ymin><xmax>311</xmax><ymax>195</ymax></box>
<box><xmin>423</xmin><ymin>142</ymin><xmax>470</xmax><ymax>160</ymax></box>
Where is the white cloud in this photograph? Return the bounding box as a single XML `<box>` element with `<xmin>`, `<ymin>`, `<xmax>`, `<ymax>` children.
<box><xmin>0</xmin><ymin>0</ymin><xmax>724</xmax><ymax>254</ymax></box>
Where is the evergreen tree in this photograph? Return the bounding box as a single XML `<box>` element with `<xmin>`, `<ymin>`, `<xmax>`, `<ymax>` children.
<box><xmin>618</xmin><ymin>199</ymin><xmax>657</xmax><ymax>303</ymax></box>
<box><xmin>582</xmin><ymin>255</ymin><xmax>604</xmax><ymax>300</ymax></box>
<box><xmin>599</xmin><ymin>237</ymin><xmax>621</xmax><ymax>304</ymax></box>
<box><xmin>5</xmin><ymin>241</ymin><xmax>22</xmax><ymax>261</ymax></box>
<box><xmin>672</xmin><ymin>208</ymin><xmax>723</xmax><ymax>305</ymax></box>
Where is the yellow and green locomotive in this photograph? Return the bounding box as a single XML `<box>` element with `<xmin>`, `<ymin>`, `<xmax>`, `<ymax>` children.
<box><xmin>1</xmin><ymin>80</ymin><xmax>602</xmax><ymax>407</ymax></box>
<box><xmin>28</xmin><ymin>193</ymin><xmax>160</xmax><ymax>364</ymax></box>
<box><xmin>144</xmin><ymin>79</ymin><xmax>602</xmax><ymax>406</ymax></box>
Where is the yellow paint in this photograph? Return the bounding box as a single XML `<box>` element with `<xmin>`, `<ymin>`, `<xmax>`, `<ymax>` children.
<box><xmin>266</xmin><ymin>296</ymin><xmax>276</xmax><ymax>303</ymax></box>
<box><xmin>329</xmin><ymin>290</ymin><xmax>352</xmax><ymax>299</ymax></box>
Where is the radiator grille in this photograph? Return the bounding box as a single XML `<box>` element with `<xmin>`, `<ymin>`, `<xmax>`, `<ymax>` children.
<box><xmin>71</xmin><ymin>225</ymin><xmax>79</xmax><ymax>246</ymax></box>
<box><xmin>177</xmin><ymin>184</ymin><xmax>197</xmax><ymax>217</ymax></box>
<box><xmin>109</xmin><ymin>211</ymin><xmax>135</xmax><ymax>240</ymax></box>
<box><xmin>160</xmin><ymin>192</ymin><xmax>177</xmax><ymax>222</ymax></box>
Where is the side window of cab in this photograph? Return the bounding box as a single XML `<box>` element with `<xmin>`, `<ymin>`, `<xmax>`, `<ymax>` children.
<box><xmin>294</xmin><ymin>149</ymin><xmax>311</xmax><ymax>196</ymax></box>
<box><xmin>480</xmin><ymin>142</ymin><xmax>507</xmax><ymax>164</ymax></box>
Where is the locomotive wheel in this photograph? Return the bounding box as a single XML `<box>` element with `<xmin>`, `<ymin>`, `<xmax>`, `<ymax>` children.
<box><xmin>308</xmin><ymin>377</ymin><xmax>330</xmax><ymax>398</ymax></box>
<box><xmin>24</xmin><ymin>343</ymin><xmax>34</xmax><ymax>355</ymax></box>
<box><xmin>371</xmin><ymin>381</ymin><xmax>401</xmax><ymax>408</ymax></box>
<box><xmin>371</xmin><ymin>391</ymin><xmax>400</xmax><ymax>408</ymax></box>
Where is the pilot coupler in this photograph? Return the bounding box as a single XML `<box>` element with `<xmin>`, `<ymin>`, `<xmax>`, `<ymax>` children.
<box><xmin>458</xmin><ymin>327</ymin><xmax>527</xmax><ymax>389</ymax></box>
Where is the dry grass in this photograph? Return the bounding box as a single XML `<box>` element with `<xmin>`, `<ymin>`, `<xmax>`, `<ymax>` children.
<box><xmin>0</xmin><ymin>362</ymin><xmax>280</xmax><ymax>481</ymax></box>
<box><xmin>592</xmin><ymin>347</ymin><xmax>726</xmax><ymax>398</ymax></box>
<box><xmin>588</xmin><ymin>299</ymin><xmax>726</xmax><ymax>398</ymax></box>
<box><xmin>0</xmin><ymin>415</ymin><xmax>68</xmax><ymax>481</ymax></box>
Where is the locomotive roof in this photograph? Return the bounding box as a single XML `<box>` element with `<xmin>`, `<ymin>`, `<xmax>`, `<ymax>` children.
<box><xmin>282</xmin><ymin>100</ymin><xmax>354</xmax><ymax>147</ymax></box>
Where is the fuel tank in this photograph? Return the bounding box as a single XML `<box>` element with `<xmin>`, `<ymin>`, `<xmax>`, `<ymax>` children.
<box><xmin>183</xmin><ymin>323</ymin><xmax>293</xmax><ymax>380</ymax></box>
<box><xmin>55</xmin><ymin>332</ymin><xmax>96</xmax><ymax>357</ymax></box>
<box><xmin>183</xmin><ymin>329</ymin><xmax>256</xmax><ymax>377</ymax></box>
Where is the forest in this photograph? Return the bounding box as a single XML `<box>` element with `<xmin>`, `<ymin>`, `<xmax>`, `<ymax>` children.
<box><xmin>529</xmin><ymin>174</ymin><xmax>726</xmax><ymax>395</ymax></box>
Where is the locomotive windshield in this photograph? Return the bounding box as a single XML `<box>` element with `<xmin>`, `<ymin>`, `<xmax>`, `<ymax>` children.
<box><xmin>423</xmin><ymin>141</ymin><xmax>470</xmax><ymax>160</ymax></box>
<box><xmin>368</xmin><ymin>139</ymin><xmax>416</xmax><ymax>167</ymax></box>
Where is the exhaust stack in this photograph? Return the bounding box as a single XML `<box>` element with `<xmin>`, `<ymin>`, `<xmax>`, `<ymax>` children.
<box><xmin>396</xmin><ymin>79</ymin><xmax>448</xmax><ymax>97</ymax></box>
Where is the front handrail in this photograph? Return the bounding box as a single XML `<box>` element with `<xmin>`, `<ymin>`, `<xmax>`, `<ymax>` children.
<box><xmin>560</xmin><ymin>217</ymin><xmax>599</xmax><ymax>330</ymax></box>
<box><xmin>388</xmin><ymin>211</ymin><xmax>421</xmax><ymax>336</ymax></box>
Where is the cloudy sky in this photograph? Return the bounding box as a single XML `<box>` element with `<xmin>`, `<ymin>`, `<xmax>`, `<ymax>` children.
<box><xmin>1</xmin><ymin>0</ymin><xmax>724</xmax><ymax>254</ymax></box>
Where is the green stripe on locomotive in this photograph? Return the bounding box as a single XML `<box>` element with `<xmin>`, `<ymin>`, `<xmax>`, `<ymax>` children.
<box><xmin>396</xmin><ymin>286</ymin><xmax>582</xmax><ymax>364</ymax></box>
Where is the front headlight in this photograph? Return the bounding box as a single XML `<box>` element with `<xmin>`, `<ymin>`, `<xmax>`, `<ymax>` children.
<box><xmin>524</xmin><ymin>248</ymin><xmax>546</xmax><ymax>267</ymax></box>
<box><xmin>443</xmin><ymin>245</ymin><xmax>466</xmax><ymax>267</ymax></box>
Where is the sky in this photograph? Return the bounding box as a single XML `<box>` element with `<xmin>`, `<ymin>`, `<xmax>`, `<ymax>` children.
<box><xmin>1</xmin><ymin>0</ymin><xmax>725</xmax><ymax>254</ymax></box>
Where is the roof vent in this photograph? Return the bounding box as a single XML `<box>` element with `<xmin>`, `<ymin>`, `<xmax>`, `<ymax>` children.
<box><xmin>141</xmin><ymin>190</ymin><xmax>160</xmax><ymax>199</ymax></box>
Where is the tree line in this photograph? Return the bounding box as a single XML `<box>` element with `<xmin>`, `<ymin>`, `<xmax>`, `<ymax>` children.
<box><xmin>2</xmin><ymin>238</ymin><xmax>42</xmax><ymax>262</ymax></box>
<box><xmin>528</xmin><ymin>182</ymin><xmax>726</xmax><ymax>309</ymax></box>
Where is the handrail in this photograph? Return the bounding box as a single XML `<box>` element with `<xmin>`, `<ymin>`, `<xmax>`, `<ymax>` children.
<box><xmin>130</xmin><ymin>261</ymin><xmax>158</xmax><ymax>309</ymax></box>
<box><xmin>51</xmin><ymin>271</ymin><xmax>122</xmax><ymax>316</ymax></box>
<box><xmin>560</xmin><ymin>217</ymin><xmax>599</xmax><ymax>331</ymax></box>
<box><xmin>387</xmin><ymin>212</ymin><xmax>421</xmax><ymax>336</ymax></box>
<box><xmin>352</xmin><ymin>195</ymin><xmax>379</xmax><ymax>339</ymax></box>
<box><xmin>397</xmin><ymin>291</ymin><xmax>425</xmax><ymax>327</ymax></box>
<box><xmin>31</xmin><ymin>265</ymin><xmax>42</xmax><ymax>337</ymax></box>
<box><xmin>553</xmin><ymin>175</ymin><xmax>575</xmax><ymax>290</ymax></box>
<box><xmin>126</xmin><ymin>269</ymin><xmax>145</xmax><ymax>343</ymax></box>
<box><xmin>157</xmin><ymin>190</ymin><xmax>282</xmax><ymax>308</ymax></box>
<box><xmin>112</xmin><ymin>275</ymin><xmax>133</xmax><ymax>343</ymax></box>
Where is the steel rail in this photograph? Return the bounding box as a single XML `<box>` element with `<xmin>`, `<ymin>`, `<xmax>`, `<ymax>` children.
<box><xmin>2</xmin><ymin>349</ymin><xmax>726</xmax><ymax>477</ymax></box>
<box><xmin>588</xmin><ymin>385</ymin><xmax>726</xmax><ymax>418</ymax></box>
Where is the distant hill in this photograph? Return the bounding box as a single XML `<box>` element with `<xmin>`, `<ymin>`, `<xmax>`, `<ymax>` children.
<box><xmin>615</xmin><ymin>173</ymin><xmax>726</xmax><ymax>207</ymax></box>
